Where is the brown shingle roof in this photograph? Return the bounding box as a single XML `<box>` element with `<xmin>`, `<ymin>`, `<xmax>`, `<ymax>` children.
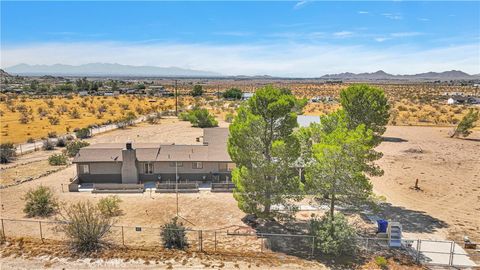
<box><xmin>73</xmin><ymin>128</ymin><xmax>232</xmax><ymax>163</ymax></box>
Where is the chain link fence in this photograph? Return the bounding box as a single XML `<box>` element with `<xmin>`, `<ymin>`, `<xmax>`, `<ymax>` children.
<box><xmin>0</xmin><ymin>218</ymin><xmax>478</xmax><ymax>268</ymax></box>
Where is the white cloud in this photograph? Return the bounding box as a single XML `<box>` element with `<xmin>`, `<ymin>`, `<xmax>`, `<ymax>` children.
<box><xmin>382</xmin><ymin>13</ymin><xmax>403</xmax><ymax>20</ymax></box>
<box><xmin>374</xmin><ymin>32</ymin><xmax>423</xmax><ymax>42</ymax></box>
<box><xmin>358</xmin><ymin>11</ymin><xmax>369</xmax><ymax>14</ymax></box>
<box><xmin>2</xmin><ymin>42</ymin><xmax>479</xmax><ymax>77</ymax></box>
<box><xmin>374</xmin><ymin>37</ymin><xmax>391</xmax><ymax>42</ymax></box>
<box><xmin>390</xmin><ymin>32</ymin><xmax>423</xmax><ymax>37</ymax></box>
<box><xmin>214</xmin><ymin>31</ymin><xmax>252</xmax><ymax>37</ymax></box>
<box><xmin>294</xmin><ymin>1</ymin><xmax>309</xmax><ymax>10</ymax></box>
<box><xmin>333</xmin><ymin>31</ymin><xmax>354</xmax><ymax>38</ymax></box>
<box><xmin>418</xmin><ymin>18</ymin><xmax>430</xmax><ymax>22</ymax></box>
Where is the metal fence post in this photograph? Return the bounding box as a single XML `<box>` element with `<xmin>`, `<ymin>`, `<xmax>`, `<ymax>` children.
<box><xmin>39</xmin><ymin>221</ymin><xmax>44</xmax><ymax>243</ymax></box>
<box><xmin>1</xmin><ymin>219</ymin><xmax>5</xmax><ymax>239</ymax></box>
<box><xmin>449</xmin><ymin>241</ymin><xmax>455</xmax><ymax>266</ymax></box>
<box><xmin>260</xmin><ymin>238</ymin><xmax>263</xmax><ymax>253</ymax></box>
<box><xmin>311</xmin><ymin>237</ymin><xmax>315</xmax><ymax>258</ymax></box>
<box><xmin>121</xmin><ymin>226</ymin><xmax>125</xmax><ymax>246</ymax></box>
<box><xmin>366</xmin><ymin>238</ymin><xmax>369</xmax><ymax>251</ymax></box>
<box><xmin>416</xmin><ymin>239</ymin><xmax>421</xmax><ymax>263</ymax></box>
<box><xmin>198</xmin><ymin>230</ymin><xmax>203</xmax><ymax>252</ymax></box>
<box><xmin>214</xmin><ymin>231</ymin><xmax>217</xmax><ymax>252</ymax></box>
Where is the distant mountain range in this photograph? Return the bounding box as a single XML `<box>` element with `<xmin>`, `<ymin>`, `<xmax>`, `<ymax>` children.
<box><xmin>3</xmin><ymin>64</ymin><xmax>479</xmax><ymax>81</ymax></box>
<box><xmin>319</xmin><ymin>70</ymin><xmax>479</xmax><ymax>81</ymax></box>
<box><xmin>5</xmin><ymin>63</ymin><xmax>221</xmax><ymax>77</ymax></box>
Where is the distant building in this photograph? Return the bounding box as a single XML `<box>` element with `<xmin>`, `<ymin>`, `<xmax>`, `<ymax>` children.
<box><xmin>447</xmin><ymin>95</ymin><xmax>468</xmax><ymax>104</ymax></box>
<box><xmin>78</xmin><ymin>91</ymin><xmax>89</xmax><ymax>97</ymax></box>
<box><xmin>297</xmin><ymin>115</ymin><xmax>321</xmax><ymax>127</ymax></box>
<box><xmin>241</xmin><ymin>92</ymin><xmax>254</xmax><ymax>100</ymax></box>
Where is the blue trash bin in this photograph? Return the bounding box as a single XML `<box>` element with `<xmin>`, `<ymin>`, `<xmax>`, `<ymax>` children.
<box><xmin>377</xmin><ymin>219</ymin><xmax>388</xmax><ymax>233</ymax></box>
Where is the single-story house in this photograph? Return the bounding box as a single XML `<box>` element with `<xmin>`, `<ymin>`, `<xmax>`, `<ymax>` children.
<box><xmin>242</xmin><ymin>92</ymin><xmax>254</xmax><ymax>100</ymax></box>
<box><xmin>73</xmin><ymin>128</ymin><xmax>234</xmax><ymax>185</ymax></box>
<box><xmin>447</xmin><ymin>95</ymin><xmax>468</xmax><ymax>104</ymax></box>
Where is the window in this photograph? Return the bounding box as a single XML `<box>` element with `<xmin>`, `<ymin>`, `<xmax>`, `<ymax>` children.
<box><xmin>144</xmin><ymin>163</ymin><xmax>154</xmax><ymax>174</ymax></box>
<box><xmin>169</xmin><ymin>161</ymin><xmax>183</xmax><ymax>167</ymax></box>
<box><xmin>80</xmin><ymin>164</ymin><xmax>90</xmax><ymax>174</ymax></box>
<box><xmin>192</xmin><ymin>162</ymin><xmax>203</xmax><ymax>169</ymax></box>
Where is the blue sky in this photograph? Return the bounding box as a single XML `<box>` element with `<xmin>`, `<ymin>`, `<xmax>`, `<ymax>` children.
<box><xmin>1</xmin><ymin>1</ymin><xmax>479</xmax><ymax>77</ymax></box>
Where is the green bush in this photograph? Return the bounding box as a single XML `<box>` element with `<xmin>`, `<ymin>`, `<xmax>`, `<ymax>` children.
<box><xmin>23</xmin><ymin>186</ymin><xmax>59</xmax><ymax>217</ymax></box>
<box><xmin>48</xmin><ymin>154</ymin><xmax>68</xmax><ymax>166</ymax></box>
<box><xmin>309</xmin><ymin>213</ymin><xmax>357</xmax><ymax>256</ymax></box>
<box><xmin>0</xmin><ymin>142</ymin><xmax>16</xmax><ymax>164</ymax></box>
<box><xmin>75</xmin><ymin>128</ymin><xmax>91</xmax><ymax>139</ymax></box>
<box><xmin>451</xmin><ymin>108</ymin><xmax>479</xmax><ymax>138</ymax></box>
<box><xmin>375</xmin><ymin>256</ymin><xmax>388</xmax><ymax>269</ymax></box>
<box><xmin>65</xmin><ymin>140</ymin><xmax>90</xmax><ymax>157</ymax></box>
<box><xmin>224</xmin><ymin>113</ymin><xmax>235</xmax><ymax>123</ymax></box>
<box><xmin>161</xmin><ymin>217</ymin><xmax>189</xmax><ymax>249</ymax></box>
<box><xmin>178</xmin><ymin>111</ymin><xmax>192</xmax><ymax>121</ymax></box>
<box><xmin>60</xmin><ymin>201</ymin><xmax>113</xmax><ymax>253</ymax></box>
<box><xmin>190</xmin><ymin>85</ymin><xmax>203</xmax><ymax>97</ymax></box>
<box><xmin>222</xmin><ymin>88</ymin><xmax>242</xmax><ymax>99</ymax></box>
<box><xmin>97</xmin><ymin>195</ymin><xmax>122</xmax><ymax>217</ymax></box>
<box><xmin>189</xmin><ymin>108</ymin><xmax>218</xmax><ymax>128</ymax></box>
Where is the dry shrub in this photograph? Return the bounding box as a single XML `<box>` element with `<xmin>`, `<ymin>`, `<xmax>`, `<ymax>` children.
<box><xmin>23</xmin><ymin>186</ymin><xmax>58</xmax><ymax>217</ymax></box>
<box><xmin>161</xmin><ymin>217</ymin><xmax>189</xmax><ymax>250</ymax></box>
<box><xmin>97</xmin><ymin>195</ymin><xmax>123</xmax><ymax>217</ymax></box>
<box><xmin>59</xmin><ymin>201</ymin><xmax>114</xmax><ymax>253</ymax></box>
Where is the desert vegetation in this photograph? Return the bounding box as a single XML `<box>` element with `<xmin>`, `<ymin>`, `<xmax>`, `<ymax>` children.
<box><xmin>22</xmin><ymin>186</ymin><xmax>59</xmax><ymax>217</ymax></box>
<box><xmin>0</xmin><ymin>94</ymin><xmax>176</xmax><ymax>143</ymax></box>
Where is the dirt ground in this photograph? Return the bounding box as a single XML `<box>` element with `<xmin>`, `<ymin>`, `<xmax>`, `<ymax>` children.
<box><xmin>372</xmin><ymin>126</ymin><xmax>480</xmax><ymax>242</ymax></box>
<box><xmin>1</xmin><ymin>121</ymin><xmax>479</xmax><ymax>268</ymax></box>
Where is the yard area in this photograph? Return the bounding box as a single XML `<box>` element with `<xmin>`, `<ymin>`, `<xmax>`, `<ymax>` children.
<box><xmin>0</xmin><ymin>120</ymin><xmax>479</xmax><ymax>268</ymax></box>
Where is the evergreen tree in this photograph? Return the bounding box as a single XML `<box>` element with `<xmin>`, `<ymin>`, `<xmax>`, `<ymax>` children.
<box><xmin>228</xmin><ymin>85</ymin><xmax>304</xmax><ymax>218</ymax></box>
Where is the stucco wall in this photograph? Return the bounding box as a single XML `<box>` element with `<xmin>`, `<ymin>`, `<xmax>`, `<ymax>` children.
<box><xmin>138</xmin><ymin>161</ymin><xmax>232</xmax><ymax>174</ymax></box>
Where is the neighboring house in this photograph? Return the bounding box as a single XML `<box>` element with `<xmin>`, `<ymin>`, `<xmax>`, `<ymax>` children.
<box><xmin>73</xmin><ymin>128</ymin><xmax>234</xmax><ymax>185</ymax></box>
<box><xmin>447</xmin><ymin>95</ymin><xmax>468</xmax><ymax>104</ymax></box>
<box><xmin>467</xmin><ymin>97</ymin><xmax>480</xmax><ymax>104</ymax></box>
<box><xmin>241</xmin><ymin>92</ymin><xmax>254</xmax><ymax>100</ymax></box>
<box><xmin>297</xmin><ymin>115</ymin><xmax>321</xmax><ymax>127</ymax></box>
<box><xmin>78</xmin><ymin>91</ymin><xmax>89</xmax><ymax>96</ymax></box>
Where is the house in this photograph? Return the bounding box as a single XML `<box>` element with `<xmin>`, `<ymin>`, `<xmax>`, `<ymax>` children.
<box><xmin>297</xmin><ymin>115</ymin><xmax>321</xmax><ymax>127</ymax></box>
<box><xmin>241</xmin><ymin>92</ymin><xmax>254</xmax><ymax>100</ymax></box>
<box><xmin>72</xmin><ymin>128</ymin><xmax>234</xmax><ymax>186</ymax></box>
<box><xmin>78</xmin><ymin>91</ymin><xmax>89</xmax><ymax>97</ymax></box>
<box><xmin>447</xmin><ymin>95</ymin><xmax>468</xmax><ymax>104</ymax></box>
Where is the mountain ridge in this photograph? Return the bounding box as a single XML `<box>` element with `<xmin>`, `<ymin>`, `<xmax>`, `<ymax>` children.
<box><xmin>320</xmin><ymin>70</ymin><xmax>478</xmax><ymax>81</ymax></box>
<box><xmin>6</xmin><ymin>63</ymin><xmax>221</xmax><ymax>77</ymax></box>
<box><xmin>4</xmin><ymin>64</ymin><xmax>479</xmax><ymax>80</ymax></box>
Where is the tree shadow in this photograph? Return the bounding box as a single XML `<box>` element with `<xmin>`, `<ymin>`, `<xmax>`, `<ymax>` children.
<box><xmin>246</xmin><ymin>217</ymin><xmax>367</xmax><ymax>268</ymax></box>
<box><xmin>382</xmin><ymin>136</ymin><xmax>408</xmax><ymax>143</ymax></box>
<box><xmin>364</xmin><ymin>203</ymin><xmax>449</xmax><ymax>235</ymax></box>
<box><xmin>462</xmin><ymin>137</ymin><xmax>480</xmax><ymax>142</ymax></box>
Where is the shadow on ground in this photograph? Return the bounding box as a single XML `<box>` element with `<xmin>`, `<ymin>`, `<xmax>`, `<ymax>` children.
<box><xmin>244</xmin><ymin>217</ymin><xmax>366</xmax><ymax>268</ymax></box>
<box><xmin>369</xmin><ymin>203</ymin><xmax>449</xmax><ymax>235</ymax></box>
<box><xmin>382</xmin><ymin>136</ymin><xmax>408</xmax><ymax>143</ymax></box>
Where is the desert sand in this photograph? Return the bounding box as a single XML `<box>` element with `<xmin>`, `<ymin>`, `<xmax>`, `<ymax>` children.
<box><xmin>372</xmin><ymin>126</ymin><xmax>480</xmax><ymax>241</ymax></box>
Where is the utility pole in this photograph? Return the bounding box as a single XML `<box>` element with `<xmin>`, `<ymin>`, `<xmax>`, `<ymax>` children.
<box><xmin>174</xmin><ymin>79</ymin><xmax>178</xmax><ymax>116</ymax></box>
<box><xmin>176</xmin><ymin>161</ymin><xmax>179</xmax><ymax>216</ymax></box>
